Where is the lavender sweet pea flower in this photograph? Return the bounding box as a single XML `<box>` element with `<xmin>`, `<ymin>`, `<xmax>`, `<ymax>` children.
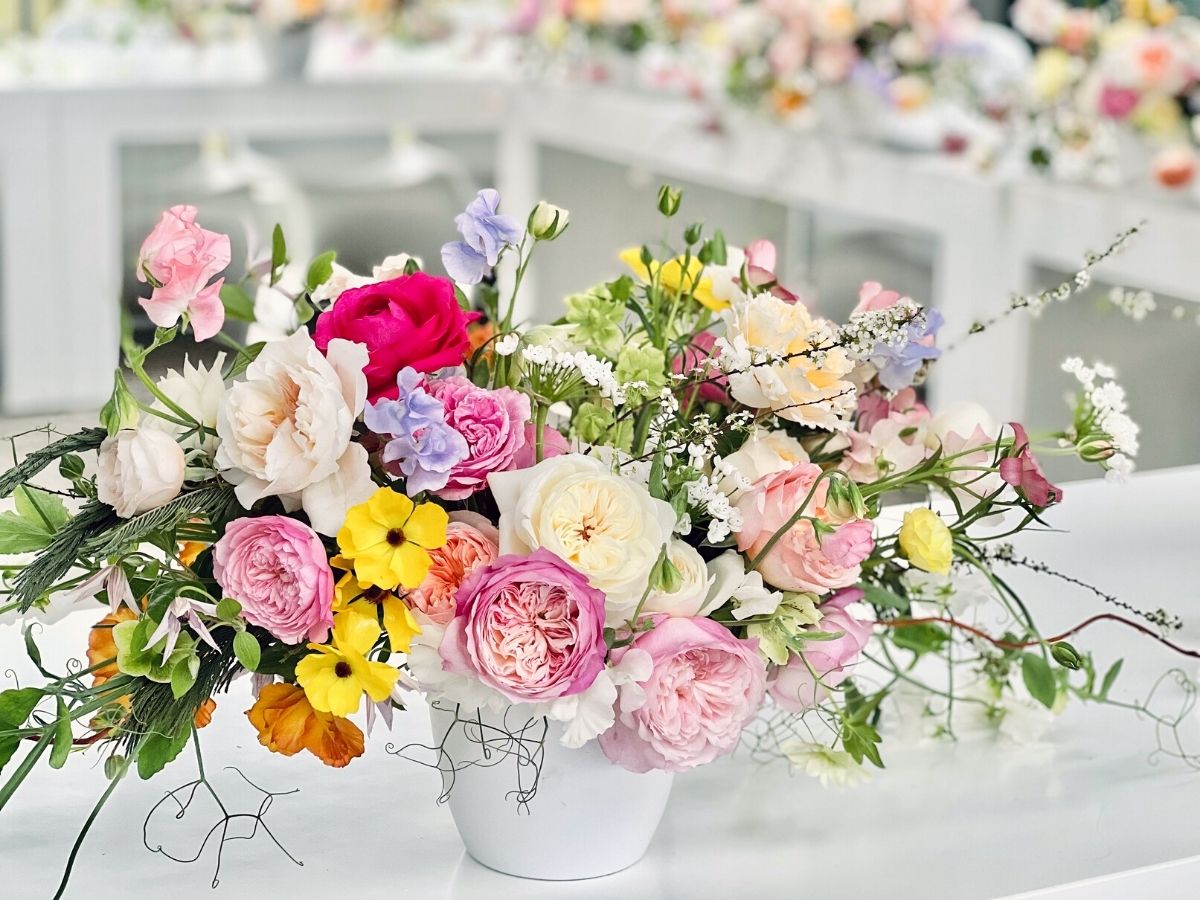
<box><xmin>870</xmin><ymin>309</ymin><xmax>944</xmax><ymax>391</ymax></box>
<box><xmin>441</xmin><ymin>189</ymin><xmax>523</xmax><ymax>285</ymax></box>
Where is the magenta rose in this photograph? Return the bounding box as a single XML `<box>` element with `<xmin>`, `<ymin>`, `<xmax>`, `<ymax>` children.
<box><xmin>735</xmin><ymin>462</ymin><xmax>862</xmax><ymax>594</ymax></box>
<box><xmin>313</xmin><ymin>272</ymin><xmax>477</xmax><ymax>402</ymax></box>
<box><xmin>426</xmin><ymin>376</ymin><xmax>530</xmax><ymax>500</ymax></box>
<box><xmin>769</xmin><ymin>588</ymin><xmax>872</xmax><ymax>712</ymax></box>
<box><xmin>213</xmin><ymin>515</ymin><xmax>334</xmax><ymax>644</ymax></box>
<box><xmin>599</xmin><ymin>616</ymin><xmax>766</xmax><ymax>773</ymax></box>
<box><xmin>439</xmin><ymin>549</ymin><xmax>607</xmax><ymax>703</ymax></box>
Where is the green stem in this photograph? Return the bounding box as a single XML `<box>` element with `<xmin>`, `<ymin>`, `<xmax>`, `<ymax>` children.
<box><xmin>534</xmin><ymin>403</ymin><xmax>548</xmax><ymax>463</ymax></box>
<box><xmin>128</xmin><ymin>357</ymin><xmax>196</xmax><ymax>426</ymax></box>
<box><xmin>52</xmin><ymin>755</ymin><xmax>130</xmax><ymax>900</ymax></box>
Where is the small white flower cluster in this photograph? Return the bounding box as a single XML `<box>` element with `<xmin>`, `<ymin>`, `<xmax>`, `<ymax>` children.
<box><xmin>1061</xmin><ymin>357</ymin><xmax>1140</xmax><ymax>481</ymax></box>
<box><xmin>713</xmin><ymin>332</ymin><xmax>788</xmax><ymax>373</ymax></box>
<box><xmin>521</xmin><ymin>345</ymin><xmax>626</xmax><ymax>404</ymax></box>
<box><xmin>1107</xmin><ymin>287</ymin><xmax>1156</xmax><ymax>322</ymax></box>
<box><xmin>1170</xmin><ymin>305</ymin><xmax>1200</xmax><ymax>327</ymax></box>
<box><xmin>838</xmin><ymin>300</ymin><xmax>924</xmax><ymax>361</ymax></box>
<box><xmin>685</xmin><ymin>472</ymin><xmax>744</xmax><ymax>544</ymax></box>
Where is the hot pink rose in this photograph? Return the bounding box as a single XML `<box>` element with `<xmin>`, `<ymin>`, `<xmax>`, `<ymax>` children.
<box><xmin>735</xmin><ymin>463</ymin><xmax>861</xmax><ymax>594</ymax></box>
<box><xmin>509</xmin><ymin>423</ymin><xmax>570</xmax><ymax>471</ymax></box>
<box><xmin>408</xmin><ymin>514</ymin><xmax>500</xmax><ymax>625</ymax></box>
<box><xmin>426</xmin><ymin>377</ymin><xmax>530</xmax><ymax>500</ymax></box>
<box><xmin>213</xmin><ymin>515</ymin><xmax>334</xmax><ymax>645</ymax></box>
<box><xmin>599</xmin><ymin>616</ymin><xmax>766</xmax><ymax>773</ymax></box>
<box><xmin>313</xmin><ymin>272</ymin><xmax>478</xmax><ymax>402</ymax></box>
<box><xmin>769</xmin><ymin>588</ymin><xmax>873</xmax><ymax>711</ymax></box>
<box><xmin>137</xmin><ymin>205</ymin><xmax>231</xmax><ymax>341</ymax></box>
<box><xmin>439</xmin><ymin>549</ymin><xmax>607</xmax><ymax>702</ymax></box>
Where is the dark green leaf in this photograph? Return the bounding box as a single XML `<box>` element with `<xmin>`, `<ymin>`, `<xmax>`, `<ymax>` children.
<box><xmin>0</xmin><ymin>428</ymin><xmax>106</xmax><ymax>500</ymax></box>
<box><xmin>305</xmin><ymin>251</ymin><xmax>337</xmax><ymax>293</ymax></box>
<box><xmin>226</xmin><ymin>342</ymin><xmax>267</xmax><ymax>380</ymax></box>
<box><xmin>219</xmin><ymin>283</ymin><xmax>257</xmax><ymax>323</ymax></box>
<box><xmin>1022</xmin><ymin>652</ymin><xmax>1057</xmax><ymax>709</ymax></box>
<box><xmin>136</xmin><ymin>725</ymin><xmax>190</xmax><ymax>780</ymax></box>
<box><xmin>58</xmin><ymin>454</ymin><xmax>86</xmax><ymax>482</ymax></box>
<box><xmin>270</xmin><ymin>224</ymin><xmax>287</xmax><ymax>285</ymax></box>
<box><xmin>890</xmin><ymin>622</ymin><xmax>948</xmax><ymax>656</ymax></box>
<box><xmin>233</xmin><ymin>631</ymin><xmax>261</xmax><ymax>672</ymax></box>
<box><xmin>1099</xmin><ymin>658</ymin><xmax>1124</xmax><ymax>701</ymax></box>
<box><xmin>0</xmin><ymin>688</ymin><xmax>43</xmax><ymax>727</ymax></box>
<box><xmin>170</xmin><ymin>656</ymin><xmax>199</xmax><ymax>700</ymax></box>
<box><xmin>862</xmin><ymin>583</ymin><xmax>908</xmax><ymax>612</ymax></box>
<box><xmin>216</xmin><ymin>598</ymin><xmax>242</xmax><ymax>621</ymax></box>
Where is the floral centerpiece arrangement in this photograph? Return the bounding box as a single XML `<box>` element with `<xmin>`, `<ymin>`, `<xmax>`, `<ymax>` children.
<box><xmin>1014</xmin><ymin>0</ymin><xmax>1200</xmax><ymax>190</ymax></box>
<box><xmin>1</xmin><ymin>186</ymin><xmax>1195</xmax><ymax>891</ymax></box>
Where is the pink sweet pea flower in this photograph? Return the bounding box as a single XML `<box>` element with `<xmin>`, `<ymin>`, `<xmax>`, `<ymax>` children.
<box><xmin>999</xmin><ymin>422</ymin><xmax>1062</xmax><ymax>508</ymax></box>
<box><xmin>137</xmin><ymin>205</ymin><xmax>231</xmax><ymax>341</ymax></box>
<box><xmin>853</xmin><ymin>281</ymin><xmax>903</xmax><ymax>314</ymax></box>
<box><xmin>744</xmin><ymin>239</ymin><xmax>798</xmax><ymax>302</ymax></box>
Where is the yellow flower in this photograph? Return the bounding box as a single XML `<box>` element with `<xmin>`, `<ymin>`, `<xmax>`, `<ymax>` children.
<box><xmin>336</xmin><ymin>487</ymin><xmax>448</xmax><ymax>591</ymax></box>
<box><xmin>1030</xmin><ymin>48</ymin><xmax>1076</xmax><ymax>103</ymax></box>
<box><xmin>1132</xmin><ymin>93</ymin><xmax>1183</xmax><ymax>136</ymax></box>
<box><xmin>294</xmin><ymin>612</ymin><xmax>400</xmax><ymax>717</ymax></box>
<box><xmin>331</xmin><ymin>556</ymin><xmax>422</xmax><ymax>653</ymax></box>
<box><xmin>619</xmin><ymin>248</ymin><xmax>725</xmax><ymax>311</ymax></box>
<box><xmin>898</xmin><ymin>508</ymin><xmax>954</xmax><ymax>575</ymax></box>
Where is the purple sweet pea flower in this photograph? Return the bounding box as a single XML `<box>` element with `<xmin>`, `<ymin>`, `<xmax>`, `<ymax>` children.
<box><xmin>869</xmin><ymin>309</ymin><xmax>944</xmax><ymax>391</ymax></box>
<box><xmin>440</xmin><ymin>189</ymin><xmax>523</xmax><ymax>285</ymax></box>
<box><xmin>365</xmin><ymin>367</ymin><xmax>469</xmax><ymax>495</ymax></box>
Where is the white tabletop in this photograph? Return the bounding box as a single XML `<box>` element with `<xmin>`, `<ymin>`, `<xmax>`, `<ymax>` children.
<box><xmin>2</xmin><ymin>465</ymin><xmax>1200</xmax><ymax>899</ymax></box>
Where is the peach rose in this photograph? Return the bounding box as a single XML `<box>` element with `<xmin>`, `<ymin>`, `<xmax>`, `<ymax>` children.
<box><xmin>407</xmin><ymin>513</ymin><xmax>499</xmax><ymax>625</ymax></box>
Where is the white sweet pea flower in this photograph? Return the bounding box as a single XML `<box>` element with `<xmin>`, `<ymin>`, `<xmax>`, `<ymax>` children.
<box><xmin>549</xmin><ymin>648</ymin><xmax>653</xmax><ymax>749</ymax></box>
<box><xmin>704</xmin><ymin>550</ymin><xmax>784</xmax><ymax>620</ymax></box>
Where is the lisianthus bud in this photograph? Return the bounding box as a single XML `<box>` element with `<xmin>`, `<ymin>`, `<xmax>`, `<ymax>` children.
<box><xmin>1051</xmin><ymin>641</ymin><xmax>1083</xmax><ymax>670</ymax></box>
<box><xmin>657</xmin><ymin>184</ymin><xmax>682</xmax><ymax>217</ymax></box>
<box><xmin>528</xmin><ymin>201</ymin><xmax>570</xmax><ymax>241</ymax></box>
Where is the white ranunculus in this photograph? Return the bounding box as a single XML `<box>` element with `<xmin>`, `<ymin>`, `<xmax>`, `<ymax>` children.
<box><xmin>717</xmin><ymin>428</ymin><xmax>809</xmax><ymax>498</ymax></box>
<box><xmin>146</xmin><ymin>353</ymin><xmax>227</xmax><ymax>457</ymax></box>
<box><xmin>214</xmin><ymin>330</ymin><xmax>374</xmax><ymax>535</ymax></box>
<box><xmin>97</xmin><ymin>428</ymin><xmax>186</xmax><ymax>518</ymax></box>
<box><xmin>489</xmin><ymin>455</ymin><xmax>677</xmax><ymax>625</ymax></box>
<box><xmin>642</xmin><ymin>539</ymin><xmax>714</xmax><ymax>617</ymax></box>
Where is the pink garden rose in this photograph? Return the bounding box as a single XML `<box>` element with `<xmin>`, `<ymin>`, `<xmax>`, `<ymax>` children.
<box><xmin>137</xmin><ymin>205</ymin><xmax>231</xmax><ymax>341</ymax></box>
<box><xmin>1098</xmin><ymin>84</ymin><xmax>1139</xmax><ymax>120</ymax></box>
<box><xmin>509</xmin><ymin>423</ymin><xmax>569</xmax><ymax>471</ymax></box>
<box><xmin>213</xmin><ymin>515</ymin><xmax>334</xmax><ymax>644</ymax></box>
<box><xmin>407</xmin><ymin>513</ymin><xmax>500</xmax><ymax>625</ymax></box>
<box><xmin>769</xmin><ymin>588</ymin><xmax>873</xmax><ymax>711</ymax></box>
<box><xmin>427</xmin><ymin>377</ymin><xmax>530</xmax><ymax>500</ymax></box>
<box><xmin>599</xmin><ymin>616</ymin><xmax>766</xmax><ymax>773</ymax></box>
<box><xmin>821</xmin><ymin>519</ymin><xmax>875</xmax><ymax>568</ymax></box>
<box><xmin>735</xmin><ymin>463</ymin><xmax>862</xmax><ymax>594</ymax></box>
<box><xmin>439</xmin><ymin>549</ymin><xmax>607</xmax><ymax>703</ymax></box>
<box><xmin>314</xmin><ymin>272</ymin><xmax>478</xmax><ymax>402</ymax></box>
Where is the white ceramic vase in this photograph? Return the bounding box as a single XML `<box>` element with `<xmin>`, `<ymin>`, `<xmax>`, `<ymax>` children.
<box><xmin>429</xmin><ymin>704</ymin><xmax>673</xmax><ymax>880</ymax></box>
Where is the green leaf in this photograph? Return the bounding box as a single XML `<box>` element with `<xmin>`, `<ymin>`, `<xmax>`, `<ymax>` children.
<box><xmin>58</xmin><ymin>454</ymin><xmax>86</xmax><ymax>482</ymax></box>
<box><xmin>1021</xmin><ymin>652</ymin><xmax>1057</xmax><ymax>709</ymax></box>
<box><xmin>861</xmin><ymin>583</ymin><xmax>909</xmax><ymax>612</ymax></box>
<box><xmin>136</xmin><ymin>725</ymin><xmax>190</xmax><ymax>780</ymax></box>
<box><xmin>270</xmin><ymin>224</ymin><xmax>287</xmax><ymax>285</ymax></box>
<box><xmin>226</xmin><ymin>342</ymin><xmax>267</xmax><ymax>380</ymax></box>
<box><xmin>1051</xmin><ymin>641</ymin><xmax>1083</xmax><ymax>670</ymax></box>
<box><xmin>0</xmin><ymin>485</ymin><xmax>70</xmax><ymax>554</ymax></box>
<box><xmin>0</xmin><ymin>687</ymin><xmax>43</xmax><ymax>728</ymax></box>
<box><xmin>15</xmin><ymin>486</ymin><xmax>69</xmax><ymax>532</ymax></box>
<box><xmin>0</xmin><ymin>511</ymin><xmax>54</xmax><ymax>554</ymax></box>
<box><xmin>709</xmin><ymin>230</ymin><xmax>728</xmax><ymax>266</ymax></box>
<box><xmin>219</xmin><ymin>283</ymin><xmax>257</xmax><ymax>323</ymax></box>
<box><xmin>0</xmin><ymin>427</ymin><xmax>106</xmax><ymax>500</ymax></box>
<box><xmin>841</xmin><ymin>717</ymin><xmax>884</xmax><ymax>768</ymax></box>
<box><xmin>305</xmin><ymin>250</ymin><xmax>337</xmax><ymax>293</ymax></box>
<box><xmin>216</xmin><ymin>598</ymin><xmax>242</xmax><ymax>621</ymax></box>
<box><xmin>890</xmin><ymin>622</ymin><xmax>948</xmax><ymax>656</ymax></box>
<box><xmin>48</xmin><ymin>697</ymin><xmax>71</xmax><ymax>769</ymax></box>
<box><xmin>98</xmin><ymin>369</ymin><xmax>140</xmax><ymax>435</ymax></box>
<box><xmin>293</xmin><ymin>296</ymin><xmax>315</xmax><ymax>325</ymax></box>
<box><xmin>0</xmin><ymin>738</ymin><xmax>20</xmax><ymax>774</ymax></box>
<box><xmin>1098</xmin><ymin>658</ymin><xmax>1124</xmax><ymax>701</ymax></box>
<box><xmin>170</xmin><ymin>655</ymin><xmax>200</xmax><ymax>700</ymax></box>
<box><xmin>234</xmin><ymin>631</ymin><xmax>261</xmax><ymax>672</ymax></box>
<box><xmin>453</xmin><ymin>284</ymin><xmax>472</xmax><ymax>313</ymax></box>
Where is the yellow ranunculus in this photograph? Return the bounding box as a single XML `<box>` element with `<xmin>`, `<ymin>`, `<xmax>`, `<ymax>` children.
<box><xmin>1030</xmin><ymin>48</ymin><xmax>1076</xmax><ymax>103</ymax></box>
<box><xmin>331</xmin><ymin>556</ymin><xmax>422</xmax><ymax>654</ymax></box>
<box><xmin>336</xmin><ymin>487</ymin><xmax>448</xmax><ymax>591</ymax></box>
<box><xmin>1132</xmin><ymin>92</ymin><xmax>1183</xmax><ymax>136</ymax></box>
<box><xmin>898</xmin><ymin>508</ymin><xmax>953</xmax><ymax>575</ymax></box>
<box><xmin>619</xmin><ymin>248</ymin><xmax>725</xmax><ymax>311</ymax></box>
<box><xmin>295</xmin><ymin>612</ymin><xmax>400</xmax><ymax>717</ymax></box>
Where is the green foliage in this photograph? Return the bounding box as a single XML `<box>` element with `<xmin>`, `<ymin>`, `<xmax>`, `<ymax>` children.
<box><xmin>0</xmin><ymin>486</ymin><xmax>68</xmax><ymax>554</ymax></box>
<box><xmin>840</xmin><ymin>689</ymin><xmax>886</xmax><ymax>769</ymax></box>
<box><xmin>219</xmin><ymin>283</ymin><xmax>257</xmax><ymax>323</ymax></box>
<box><xmin>225</xmin><ymin>342</ymin><xmax>267</xmax><ymax>380</ymax></box>
<box><xmin>215</xmin><ymin>598</ymin><xmax>242</xmax><ymax>621</ymax></box>
<box><xmin>861</xmin><ymin>582</ymin><xmax>908</xmax><ymax>612</ymax></box>
<box><xmin>112</xmin><ymin>618</ymin><xmax>197</xmax><ymax>686</ymax></box>
<box><xmin>0</xmin><ymin>687</ymin><xmax>43</xmax><ymax>774</ymax></box>
<box><xmin>269</xmin><ymin>224</ymin><xmax>287</xmax><ymax>286</ymax></box>
<box><xmin>85</xmin><ymin>484</ymin><xmax>237</xmax><ymax>558</ymax></box>
<box><xmin>0</xmin><ymin>428</ymin><xmax>106</xmax><ymax>500</ymax></box>
<box><xmin>1021</xmin><ymin>652</ymin><xmax>1058</xmax><ymax>709</ymax></box>
<box><xmin>48</xmin><ymin>697</ymin><xmax>72</xmax><ymax>770</ymax></box>
<box><xmin>136</xmin><ymin>723</ymin><xmax>191</xmax><ymax>780</ymax></box>
<box><xmin>1099</xmin><ymin>659</ymin><xmax>1124</xmax><ymax>701</ymax></box>
<box><xmin>99</xmin><ymin>370</ymin><xmax>140</xmax><ymax>436</ymax></box>
<box><xmin>305</xmin><ymin>250</ymin><xmax>337</xmax><ymax>293</ymax></box>
<box><xmin>233</xmin><ymin>631</ymin><xmax>261</xmax><ymax>672</ymax></box>
<box><xmin>891</xmin><ymin>622</ymin><xmax>949</xmax><ymax>656</ymax></box>
<box><xmin>1051</xmin><ymin>641</ymin><xmax>1083</xmax><ymax>670</ymax></box>
<box><xmin>10</xmin><ymin>501</ymin><xmax>116</xmax><ymax>612</ymax></box>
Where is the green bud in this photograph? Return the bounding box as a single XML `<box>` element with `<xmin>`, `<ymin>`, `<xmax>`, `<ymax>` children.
<box><xmin>1051</xmin><ymin>641</ymin><xmax>1083</xmax><ymax>670</ymax></box>
<box><xmin>683</xmin><ymin>222</ymin><xmax>703</xmax><ymax>245</ymax></box>
<box><xmin>1076</xmin><ymin>432</ymin><xmax>1115</xmax><ymax>463</ymax></box>
<box><xmin>528</xmin><ymin>201</ymin><xmax>570</xmax><ymax>241</ymax></box>
<box><xmin>99</xmin><ymin>370</ymin><xmax>140</xmax><ymax>436</ymax></box>
<box><xmin>656</xmin><ymin>184</ymin><xmax>682</xmax><ymax>218</ymax></box>
<box><xmin>104</xmin><ymin>755</ymin><xmax>126</xmax><ymax>780</ymax></box>
<box><xmin>649</xmin><ymin>553</ymin><xmax>682</xmax><ymax>595</ymax></box>
<box><xmin>826</xmin><ymin>477</ymin><xmax>868</xmax><ymax>520</ymax></box>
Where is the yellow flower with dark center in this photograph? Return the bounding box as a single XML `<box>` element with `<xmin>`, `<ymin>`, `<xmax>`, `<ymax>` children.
<box><xmin>619</xmin><ymin>248</ymin><xmax>724</xmax><ymax>311</ymax></box>
<box><xmin>331</xmin><ymin>555</ymin><xmax>421</xmax><ymax>654</ymax></box>
<box><xmin>295</xmin><ymin>612</ymin><xmax>400</xmax><ymax>717</ymax></box>
<box><xmin>336</xmin><ymin>487</ymin><xmax>448</xmax><ymax>591</ymax></box>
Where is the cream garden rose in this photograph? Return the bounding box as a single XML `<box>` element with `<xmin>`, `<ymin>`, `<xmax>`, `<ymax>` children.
<box><xmin>717</xmin><ymin>427</ymin><xmax>810</xmax><ymax>499</ymax></box>
<box><xmin>489</xmin><ymin>455</ymin><xmax>677</xmax><ymax>624</ymax></box>
<box><xmin>97</xmin><ymin>428</ymin><xmax>186</xmax><ymax>518</ymax></box>
<box><xmin>718</xmin><ymin>294</ymin><xmax>856</xmax><ymax>430</ymax></box>
<box><xmin>215</xmin><ymin>330</ymin><xmax>375</xmax><ymax>536</ymax></box>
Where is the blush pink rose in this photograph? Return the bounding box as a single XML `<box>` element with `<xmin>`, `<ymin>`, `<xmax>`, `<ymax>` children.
<box><xmin>213</xmin><ymin>515</ymin><xmax>334</xmax><ymax>644</ymax></box>
<box><xmin>407</xmin><ymin>513</ymin><xmax>500</xmax><ymax>625</ymax></box>
<box><xmin>770</xmin><ymin>588</ymin><xmax>873</xmax><ymax>711</ymax></box>
<box><xmin>821</xmin><ymin>519</ymin><xmax>875</xmax><ymax>568</ymax></box>
<box><xmin>314</xmin><ymin>272</ymin><xmax>478</xmax><ymax>402</ymax></box>
<box><xmin>600</xmin><ymin>616</ymin><xmax>766</xmax><ymax>773</ymax></box>
<box><xmin>426</xmin><ymin>377</ymin><xmax>531</xmax><ymax>500</ymax></box>
<box><xmin>439</xmin><ymin>548</ymin><xmax>607</xmax><ymax>702</ymax></box>
<box><xmin>137</xmin><ymin>205</ymin><xmax>231</xmax><ymax>341</ymax></box>
<box><xmin>735</xmin><ymin>463</ymin><xmax>861</xmax><ymax>594</ymax></box>
<box><xmin>509</xmin><ymin>423</ymin><xmax>570</xmax><ymax>471</ymax></box>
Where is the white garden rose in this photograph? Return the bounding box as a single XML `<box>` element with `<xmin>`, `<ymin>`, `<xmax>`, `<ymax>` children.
<box><xmin>719</xmin><ymin>294</ymin><xmax>856</xmax><ymax>430</ymax></box>
<box><xmin>717</xmin><ymin>428</ymin><xmax>810</xmax><ymax>499</ymax></box>
<box><xmin>97</xmin><ymin>428</ymin><xmax>186</xmax><ymax>518</ymax></box>
<box><xmin>489</xmin><ymin>455</ymin><xmax>677</xmax><ymax>625</ymax></box>
<box><xmin>146</xmin><ymin>353</ymin><xmax>227</xmax><ymax>456</ymax></box>
<box><xmin>642</xmin><ymin>539</ymin><xmax>714</xmax><ymax>618</ymax></box>
<box><xmin>214</xmin><ymin>330</ymin><xmax>375</xmax><ymax>535</ymax></box>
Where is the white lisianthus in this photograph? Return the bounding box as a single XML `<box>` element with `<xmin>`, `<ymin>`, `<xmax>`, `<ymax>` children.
<box><xmin>214</xmin><ymin>330</ymin><xmax>375</xmax><ymax>535</ymax></box>
<box><xmin>643</xmin><ymin>539</ymin><xmax>714</xmax><ymax>617</ymax></box>
<box><xmin>489</xmin><ymin>455</ymin><xmax>677</xmax><ymax>625</ymax></box>
<box><xmin>97</xmin><ymin>429</ymin><xmax>186</xmax><ymax>518</ymax></box>
<box><xmin>718</xmin><ymin>294</ymin><xmax>857</xmax><ymax>430</ymax></box>
<box><xmin>716</xmin><ymin>428</ymin><xmax>809</xmax><ymax>499</ymax></box>
<box><xmin>146</xmin><ymin>353</ymin><xmax>227</xmax><ymax>457</ymax></box>
<box><xmin>529</xmin><ymin>201</ymin><xmax>570</xmax><ymax>241</ymax></box>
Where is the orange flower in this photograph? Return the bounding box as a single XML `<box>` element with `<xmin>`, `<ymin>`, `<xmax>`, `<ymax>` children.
<box><xmin>467</xmin><ymin>320</ymin><xmax>495</xmax><ymax>361</ymax></box>
<box><xmin>246</xmin><ymin>683</ymin><xmax>365</xmax><ymax>768</ymax></box>
<box><xmin>179</xmin><ymin>540</ymin><xmax>208</xmax><ymax>568</ymax></box>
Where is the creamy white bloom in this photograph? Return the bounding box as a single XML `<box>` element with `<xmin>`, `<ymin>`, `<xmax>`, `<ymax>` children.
<box><xmin>704</xmin><ymin>550</ymin><xmax>783</xmax><ymax>620</ymax></box>
<box><xmin>529</xmin><ymin>201</ymin><xmax>570</xmax><ymax>240</ymax></box>
<box><xmin>642</xmin><ymin>539</ymin><xmax>714</xmax><ymax>617</ymax></box>
<box><xmin>214</xmin><ymin>330</ymin><xmax>374</xmax><ymax>535</ymax></box>
<box><xmin>716</xmin><ymin>428</ymin><xmax>809</xmax><ymax>499</ymax></box>
<box><xmin>782</xmin><ymin>740</ymin><xmax>871</xmax><ymax>788</ymax></box>
<box><xmin>929</xmin><ymin>401</ymin><xmax>996</xmax><ymax>448</ymax></box>
<box><xmin>146</xmin><ymin>353</ymin><xmax>227</xmax><ymax>456</ymax></box>
<box><xmin>489</xmin><ymin>455</ymin><xmax>677</xmax><ymax>625</ymax></box>
<box><xmin>310</xmin><ymin>254</ymin><xmax>424</xmax><ymax>306</ymax></box>
<box><xmin>718</xmin><ymin>294</ymin><xmax>857</xmax><ymax>430</ymax></box>
<box><xmin>97</xmin><ymin>428</ymin><xmax>186</xmax><ymax>518</ymax></box>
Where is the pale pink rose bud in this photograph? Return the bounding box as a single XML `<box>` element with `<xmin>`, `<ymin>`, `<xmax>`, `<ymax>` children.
<box><xmin>97</xmin><ymin>429</ymin><xmax>186</xmax><ymax>518</ymax></box>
